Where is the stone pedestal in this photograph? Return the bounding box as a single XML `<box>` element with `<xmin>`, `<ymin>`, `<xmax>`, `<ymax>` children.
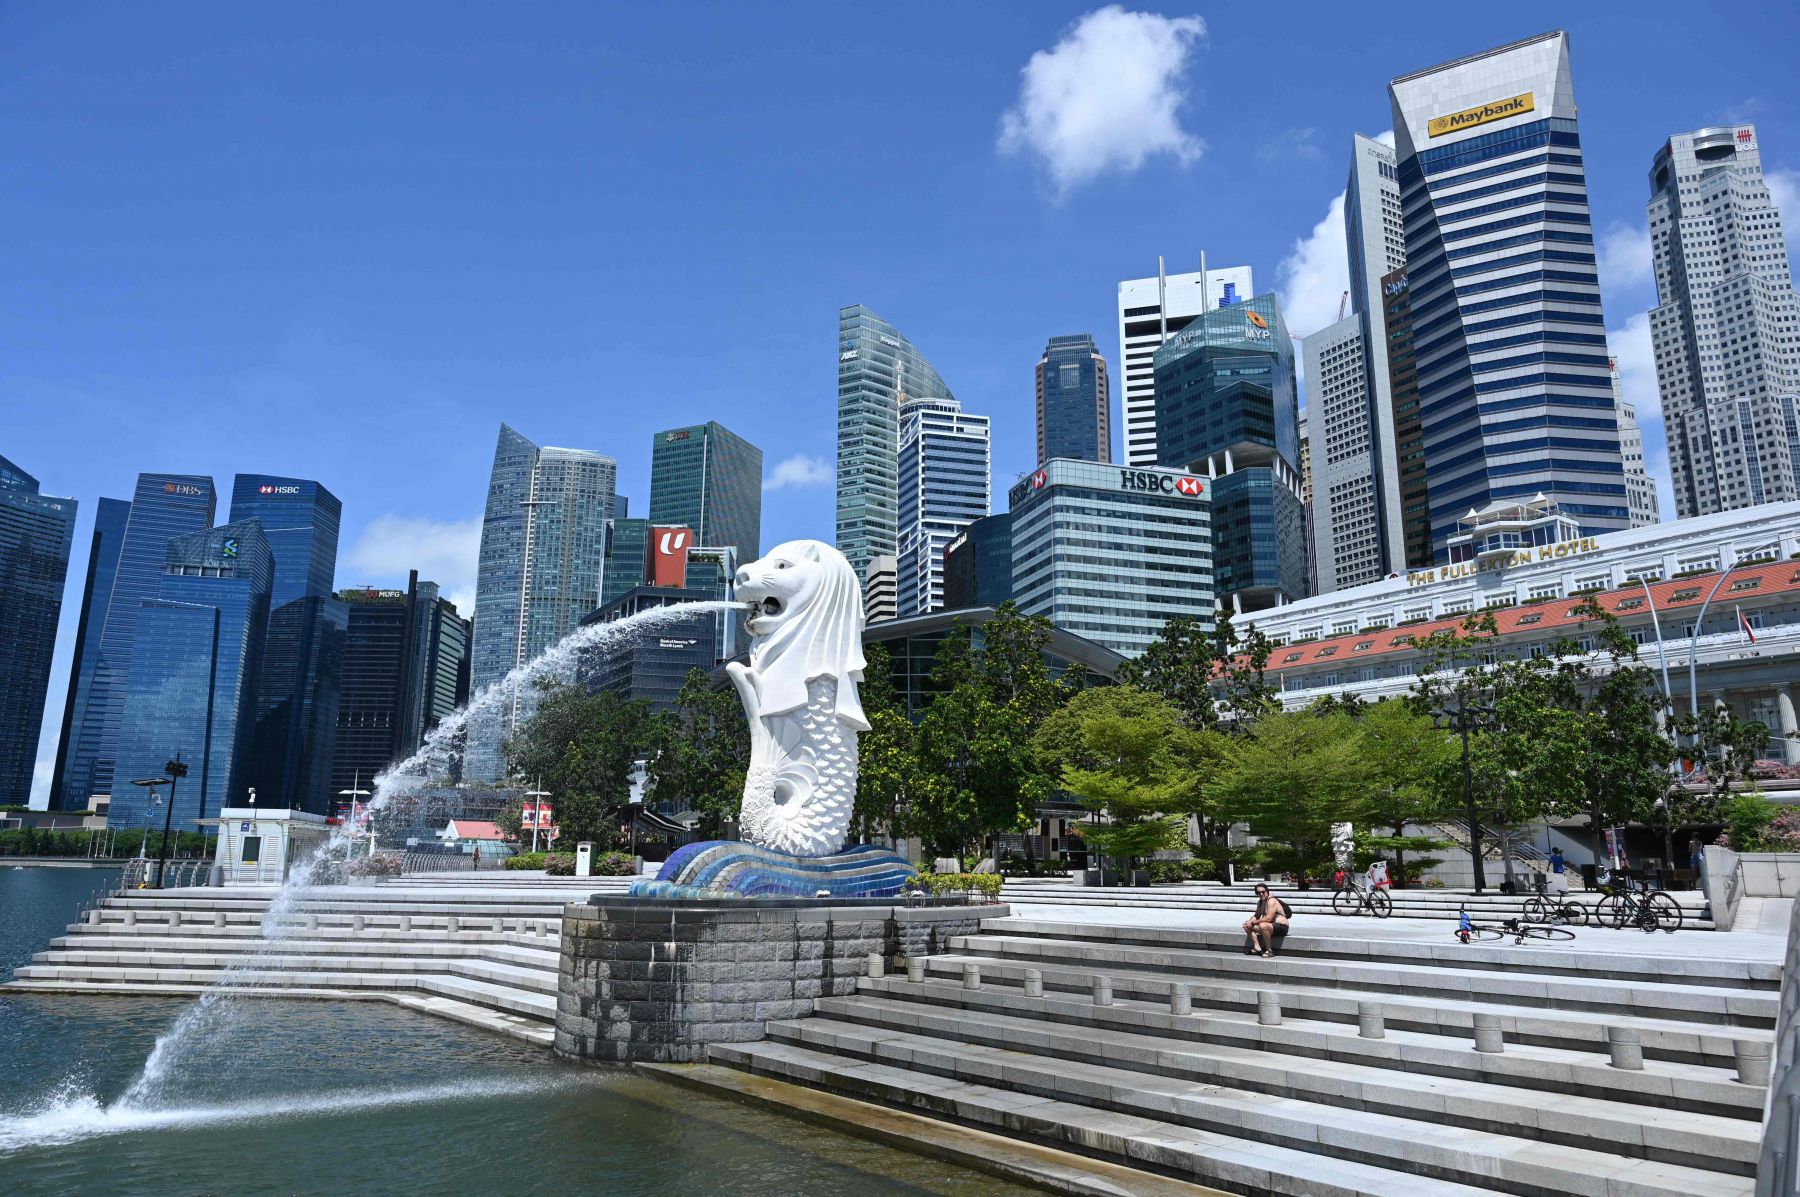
<box><xmin>554</xmin><ymin>896</ymin><xmax>999</xmax><ymax>1063</ymax></box>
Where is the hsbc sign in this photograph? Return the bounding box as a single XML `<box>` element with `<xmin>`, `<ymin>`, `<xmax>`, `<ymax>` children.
<box><xmin>1119</xmin><ymin>469</ymin><xmax>1203</xmax><ymax>498</ymax></box>
<box><xmin>258</xmin><ymin>485</ymin><xmax>300</xmax><ymax>495</ymax></box>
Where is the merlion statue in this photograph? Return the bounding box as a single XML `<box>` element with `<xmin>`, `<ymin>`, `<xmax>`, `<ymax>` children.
<box><xmin>629</xmin><ymin>538</ymin><xmax>913</xmax><ymax>899</ymax></box>
<box><xmin>727</xmin><ymin>540</ymin><xmax>867</xmax><ymax>857</ymax></box>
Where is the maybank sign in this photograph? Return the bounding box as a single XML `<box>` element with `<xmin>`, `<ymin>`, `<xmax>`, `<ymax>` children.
<box><xmin>1428</xmin><ymin>92</ymin><xmax>1534</xmax><ymax>138</ymax></box>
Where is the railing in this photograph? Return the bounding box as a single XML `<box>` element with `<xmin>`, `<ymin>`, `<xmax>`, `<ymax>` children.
<box><xmin>1755</xmin><ymin>896</ymin><xmax>1800</xmax><ymax>1192</ymax></box>
<box><xmin>113</xmin><ymin>858</ymin><xmax>210</xmax><ymax>890</ymax></box>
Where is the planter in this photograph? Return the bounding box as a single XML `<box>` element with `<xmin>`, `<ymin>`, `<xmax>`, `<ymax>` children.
<box><xmin>1082</xmin><ymin>868</ymin><xmax>1121</xmax><ymax>887</ymax></box>
<box><xmin>1129</xmin><ymin>869</ymin><xmax>1151</xmax><ymax>887</ymax></box>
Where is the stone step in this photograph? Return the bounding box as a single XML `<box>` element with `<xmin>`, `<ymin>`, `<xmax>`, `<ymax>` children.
<box><xmin>977</xmin><ymin>919</ymin><xmax>1767</xmax><ymax>988</ymax></box>
<box><xmin>20</xmin><ymin>949</ymin><xmax>560</xmax><ymax>993</ymax></box>
<box><xmin>952</xmin><ymin>935</ymin><xmax>1778</xmax><ymax>1028</ymax></box>
<box><xmin>743</xmin><ymin>1019</ymin><xmax>1750</xmax><ymax>1195</ymax></box>
<box><xmin>800</xmin><ymin>996</ymin><xmax>1761</xmax><ymax>1168</ymax></box>
<box><xmin>998</xmin><ymin>886</ymin><xmax>1715</xmax><ymax>927</ymax></box>
<box><xmin>921</xmin><ymin>956</ymin><xmax>1766</xmax><ymax>1069</ymax></box>
<box><xmin>859</xmin><ymin>975</ymin><xmax>1764</xmax><ymax>1118</ymax></box>
<box><xmin>42</xmin><ymin>932</ymin><xmax>560</xmax><ymax>970</ymax></box>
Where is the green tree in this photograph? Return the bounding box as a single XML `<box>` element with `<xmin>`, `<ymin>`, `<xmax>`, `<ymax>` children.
<box><xmin>1117</xmin><ymin>616</ymin><xmax>1219</xmax><ymax>729</ymax></box>
<box><xmin>1352</xmin><ymin>698</ymin><xmax>1456</xmax><ymax>886</ymax></box>
<box><xmin>1034</xmin><ymin>686</ymin><xmax>1213</xmax><ymax>878</ymax></box>
<box><xmin>1677</xmin><ymin>703</ymin><xmax>1770</xmax><ymax>820</ymax></box>
<box><xmin>1207</xmin><ymin>708</ymin><xmax>1374</xmax><ymax>881</ymax></box>
<box><xmin>647</xmin><ymin>668</ymin><xmax>750</xmax><ymax>839</ymax></box>
<box><xmin>850</xmin><ymin>644</ymin><xmax>918</xmax><ymax>845</ymax></box>
<box><xmin>493</xmin><ymin>797</ymin><xmax>524</xmax><ymax>844</ymax></box>
<box><xmin>906</xmin><ymin>606</ymin><xmax>1071</xmax><ymax>858</ymax></box>
<box><xmin>504</xmin><ymin>682</ymin><xmax>658</xmax><ymax>849</ymax></box>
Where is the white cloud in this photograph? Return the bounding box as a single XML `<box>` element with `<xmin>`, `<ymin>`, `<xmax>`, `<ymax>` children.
<box><xmin>1607</xmin><ymin>311</ymin><xmax>1678</xmax><ymax>519</ymax></box>
<box><xmin>344</xmin><ymin>515</ymin><xmax>482</xmax><ymax>615</ymax></box>
<box><xmin>1257</xmin><ymin>127</ymin><xmax>1320</xmax><ymax>164</ymax></box>
<box><xmin>998</xmin><ymin>7</ymin><xmax>1207</xmax><ymax>194</ymax></box>
<box><xmin>1596</xmin><ymin>221</ymin><xmax>1653</xmax><ymax>295</ymax></box>
<box><xmin>763</xmin><ymin>454</ymin><xmax>831</xmax><ymax>492</ymax></box>
<box><xmin>1276</xmin><ymin>192</ymin><xmax>1349</xmax><ymax>342</ymax></box>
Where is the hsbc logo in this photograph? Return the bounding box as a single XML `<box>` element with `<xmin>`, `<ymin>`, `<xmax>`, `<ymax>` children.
<box><xmin>657</xmin><ymin>530</ymin><xmax>689</xmax><ymax>556</ymax></box>
<box><xmin>1031</xmin><ymin>470</ymin><xmax>1047</xmax><ymax>490</ymax></box>
<box><xmin>1119</xmin><ymin>469</ymin><xmax>1202</xmax><ymax>498</ymax></box>
<box><xmin>258</xmin><ymin>485</ymin><xmax>300</xmax><ymax>495</ymax></box>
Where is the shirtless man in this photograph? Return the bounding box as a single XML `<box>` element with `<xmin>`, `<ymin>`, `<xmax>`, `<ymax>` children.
<box><xmin>1243</xmin><ymin>884</ymin><xmax>1289</xmax><ymax>957</ymax></box>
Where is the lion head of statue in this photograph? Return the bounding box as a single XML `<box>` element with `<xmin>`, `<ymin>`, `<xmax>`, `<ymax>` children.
<box><xmin>734</xmin><ymin>539</ymin><xmax>868</xmax><ymax>730</ymax></box>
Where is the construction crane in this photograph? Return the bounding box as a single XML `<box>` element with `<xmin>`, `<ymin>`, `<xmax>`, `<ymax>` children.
<box><xmin>1338</xmin><ymin>290</ymin><xmax>1349</xmax><ymax>321</ymax></box>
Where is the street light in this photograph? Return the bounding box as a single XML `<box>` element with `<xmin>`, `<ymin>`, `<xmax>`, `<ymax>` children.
<box><xmin>338</xmin><ymin>771</ymin><xmax>374</xmax><ymax>858</ymax></box>
<box><xmin>135</xmin><ymin>754</ymin><xmax>187</xmax><ymax>888</ymax></box>
<box><xmin>525</xmin><ymin>780</ymin><xmax>552</xmax><ymax>854</ymax></box>
<box><xmin>129</xmin><ymin>776</ymin><xmax>168</xmax><ymax>887</ymax></box>
<box><xmin>1430</xmin><ymin>704</ymin><xmax>1496</xmax><ymax>894</ymax></box>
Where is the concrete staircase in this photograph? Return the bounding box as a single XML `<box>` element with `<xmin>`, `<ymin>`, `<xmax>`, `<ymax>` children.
<box><xmin>708</xmin><ymin>915</ymin><xmax>1776</xmax><ymax>1196</ymax></box>
<box><xmin>997</xmin><ymin>878</ymin><xmax>1716</xmax><ymax>928</ymax></box>
<box><xmin>4</xmin><ymin>879</ymin><xmax>630</xmax><ymax>1044</ymax></box>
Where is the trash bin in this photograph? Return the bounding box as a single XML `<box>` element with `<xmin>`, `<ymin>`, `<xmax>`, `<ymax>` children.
<box><xmin>1578</xmin><ymin>863</ymin><xmax>1597</xmax><ymax>890</ymax></box>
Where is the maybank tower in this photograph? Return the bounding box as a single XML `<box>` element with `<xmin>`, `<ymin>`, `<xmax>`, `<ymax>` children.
<box><xmin>1388</xmin><ymin>32</ymin><xmax>1628</xmax><ymax>563</ymax></box>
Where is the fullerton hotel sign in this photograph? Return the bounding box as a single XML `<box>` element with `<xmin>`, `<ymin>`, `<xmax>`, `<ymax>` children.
<box><xmin>1407</xmin><ymin>537</ymin><xmax>1603</xmax><ymax>587</ymax></box>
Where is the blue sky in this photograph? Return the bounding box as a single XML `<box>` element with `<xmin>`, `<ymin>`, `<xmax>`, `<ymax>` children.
<box><xmin>8</xmin><ymin>2</ymin><xmax>1799</xmax><ymax>802</ymax></box>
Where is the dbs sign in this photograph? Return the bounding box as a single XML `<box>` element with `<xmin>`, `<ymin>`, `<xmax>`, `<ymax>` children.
<box><xmin>649</xmin><ymin>526</ymin><xmax>691</xmax><ymax>587</ymax></box>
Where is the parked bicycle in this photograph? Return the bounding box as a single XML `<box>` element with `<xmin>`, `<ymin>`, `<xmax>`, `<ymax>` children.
<box><xmin>1331</xmin><ymin>875</ymin><xmax>1392</xmax><ymax>919</ymax></box>
<box><xmin>1520</xmin><ymin>875</ymin><xmax>1588</xmax><ymax>927</ymax></box>
<box><xmin>1593</xmin><ymin>873</ymin><xmax>1682</xmax><ymax>933</ymax></box>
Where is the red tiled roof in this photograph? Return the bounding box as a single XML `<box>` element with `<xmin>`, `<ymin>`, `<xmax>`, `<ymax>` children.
<box><xmin>1263</xmin><ymin>561</ymin><xmax>1800</xmax><ymax>674</ymax></box>
<box><xmin>444</xmin><ymin>819</ymin><xmax>505</xmax><ymax>840</ymax></box>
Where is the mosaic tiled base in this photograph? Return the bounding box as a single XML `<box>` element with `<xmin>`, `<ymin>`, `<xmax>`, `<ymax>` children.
<box><xmin>628</xmin><ymin>840</ymin><xmax>915</xmax><ymax>900</ymax></box>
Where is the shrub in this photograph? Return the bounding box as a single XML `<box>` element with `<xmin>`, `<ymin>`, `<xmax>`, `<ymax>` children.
<box><xmin>1720</xmin><ymin>794</ymin><xmax>1778</xmax><ymax>852</ymax></box>
<box><xmin>907</xmin><ymin>872</ymin><xmax>1002</xmax><ymax>901</ymax></box>
<box><xmin>543</xmin><ymin>852</ymin><xmax>576</xmax><ymax>876</ymax></box>
<box><xmin>593</xmin><ymin>851</ymin><xmax>637</xmax><ymax>876</ymax></box>
<box><xmin>344</xmin><ymin>852</ymin><xmax>403</xmax><ymax>877</ymax></box>
<box><xmin>505</xmin><ymin>852</ymin><xmax>547</xmax><ymax>871</ymax></box>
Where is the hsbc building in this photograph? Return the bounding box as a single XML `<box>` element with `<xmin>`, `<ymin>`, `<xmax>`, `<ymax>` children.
<box><xmin>1006</xmin><ymin>458</ymin><xmax>1214</xmax><ymax>657</ymax></box>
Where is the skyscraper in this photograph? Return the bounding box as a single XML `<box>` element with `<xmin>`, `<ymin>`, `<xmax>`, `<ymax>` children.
<box><xmin>1381</xmin><ymin>267</ymin><xmax>1433</xmax><ymax>568</ymax></box>
<box><xmin>468</xmin><ymin>425</ymin><xmax>615</xmax><ymax>779</ymax></box>
<box><xmin>863</xmin><ymin>556</ymin><xmax>897</xmax><ymax>626</ymax></box>
<box><xmin>1389</xmin><ymin>32</ymin><xmax>1628</xmax><ymax>560</ymax></box>
<box><xmin>331</xmin><ymin>576</ymin><xmax>470</xmax><ymax>804</ymax></box>
<box><xmin>648</xmin><ymin>422</ymin><xmax>762</xmax><ymax>564</ymax></box>
<box><xmin>600</xmin><ymin>516</ymin><xmax>651</xmax><ymax>605</ymax></box>
<box><xmin>1304</xmin><ymin>132</ymin><xmax>1412</xmax><ymax>593</ymax></box>
<box><xmin>1648</xmin><ymin>124</ymin><xmax>1800</xmax><ymax>517</ymax></box>
<box><xmin>1009</xmin><ymin>460</ymin><xmax>1213</xmax><ymax>657</ymax></box>
<box><xmin>58</xmin><ymin>473</ymin><xmax>215</xmax><ymax>810</ymax></box>
<box><xmin>1153</xmin><ymin>294</ymin><xmax>1308</xmax><ymax>611</ymax></box>
<box><xmin>836</xmin><ymin>305</ymin><xmax>957</xmax><ymax>583</ymax></box>
<box><xmin>1036</xmin><ymin>335</ymin><xmax>1110</xmax><ymax>464</ymax></box>
<box><xmin>943</xmin><ymin>512</ymin><xmax>1013</xmax><ymax>611</ymax></box>
<box><xmin>111</xmin><ymin>520</ymin><xmax>273</xmax><ymax>830</ymax></box>
<box><xmin>0</xmin><ymin>455</ymin><xmax>77</xmax><ymax>804</ymax></box>
<box><xmin>230</xmin><ymin>475</ymin><xmax>346</xmax><ymax>814</ymax></box>
<box><xmin>1612</xmin><ymin>358</ymin><xmax>1662</xmax><ymax>527</ymax></box>
<box><xmin>49</xmin><ymin>497</ymin><xmax>130</xmax><ymax>810</ymax></box>
<box><xmin>1116</xmin><ymin>258</ymin><xmax>1254</xmax><ymax>467</ymax></box>
<box><xmin>896</xmin><ymin>397</ymin><xmax>990</xmax><ymax>617</ymax></box>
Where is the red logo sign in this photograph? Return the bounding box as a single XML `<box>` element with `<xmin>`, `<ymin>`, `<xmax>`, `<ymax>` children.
<box><xmin>1175</xmin><ymin>476</ymin><xmax>1203</xmax><ymax>496</ymax></box>
<box><xmin>1031</xmin><ymin>470</ymin><xmax>1047</xmax><ymax>490</ymax></box>
<box><xmin>1738</xmin><ymin>128</ymin><xmax>1754</xmax><ymax>143</ymax></box>
<box><xmin>649</xmin><ymin>526</ymin><xmax>691</xmax><ymax>588</ymax></box>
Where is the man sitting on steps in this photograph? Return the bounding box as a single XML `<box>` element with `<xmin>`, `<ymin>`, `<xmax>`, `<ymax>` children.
<box><xmin>1243</xmin><ymin>884</ymin><xmax>1291</xmax><ymax>957</ymax></box>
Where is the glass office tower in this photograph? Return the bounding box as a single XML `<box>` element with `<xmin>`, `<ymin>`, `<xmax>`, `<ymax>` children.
<box><xmin>896</xmin><ymin>397</ymin><xmax>990</xmax><ymax>617</ymax></box>
<box><xmin>0</xmin><ymin>455</ymin><xmax>78</xmax><ymax>805</ymax></box>
<box><xmin>1153</xmin><ymin>294</ymin><xmax>1308</xmax><ymax>611</ymax></box>
<box><xmin>836</xmin><ymin>305</ymin><xmax>957</xmax><ymax>583</ymax></box>
<box><xmin>58</xmin><ymin>474</ymin><xmax>215</xmax><ymax>810</ymax></box>
<box><xmin>230</xmin><ymin>475</ymin><xmax>346</xmax><ymax>814</ymax></box>
<box><xmin>1036</xmin><ymin>335</ymin><xmax>1111</xmax><ymax>464</ymax></box>
<box><xmin>1389</xmin><ymin>31</ymin><xmax>1627</xmax><ymax>559</ymax></box>
<box><xmin>648</xmin><ymin>422</ymin><xmax>763</xmax><ymax>564</ymax></box>
<box><xmin>49</xmin><ymin>497</ymin><xmax>131</xmax><ymax>810</ymax></box>
<box><xmin>943</xmin><ymin>512</ymin><xmax>1013</xmax><ymax>611</ymax></box>
<box><xmin>468</xmin><ymin>425</ymin><xmax>615</xmax><ymax>780</ymax></box>
<box><xmin>600</xmin><ymin>517</ymin><xmax>651</xmax><ymax>605</ymax></box>
<box><xmin>1009</xmin><ymin>460</ymin><xmax>1213</xmax><ymax>658</ymax></box>
<box><xmin>111</xmin><ymin>520</ymin><xmax>273</xmax><ymax>830</ymax></box>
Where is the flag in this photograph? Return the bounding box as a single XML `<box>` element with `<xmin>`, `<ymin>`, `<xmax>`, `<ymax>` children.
<box><xmin>1739</xmin><ymin>606</ymin><xmax>1757</xmax><ymax>644</ymax></box>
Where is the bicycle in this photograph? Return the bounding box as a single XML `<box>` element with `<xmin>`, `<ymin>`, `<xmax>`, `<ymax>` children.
<box><xmin>1456</xmin><ymin>906</ymin><xmax>1577</xmax><ymax>945</ymax></box>
<box><xmin>1331</xmin><ymin>876</ymin><xmax>1392</xmax><ymax>918</ymax></box>
<box><xmin>1593</xmin><ymin>874</ymin><xmax>1682</xmax><ymax>933</ymax></box>
<box><xmin>1520</xmin><ymin>877</ymin><xmax>1588</xmax><ymax>927</ymax></box>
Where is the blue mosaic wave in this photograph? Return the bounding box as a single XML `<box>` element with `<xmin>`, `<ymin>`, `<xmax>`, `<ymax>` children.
<box><xmin>629</xmin><ymin>840</ymin><xmax>915</xmax><ymax>900</ymax></box>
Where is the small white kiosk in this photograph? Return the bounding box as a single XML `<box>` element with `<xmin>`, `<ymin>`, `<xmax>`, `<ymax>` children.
<box><xmin>203</xmin><ymin>807</ymin><xmax>332</xmax><ymax>886</ymax></box>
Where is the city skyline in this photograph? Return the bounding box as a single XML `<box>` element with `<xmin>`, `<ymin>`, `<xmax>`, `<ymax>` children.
<box><xmin>8</xmin><ymin>5</ymin><xmax>1799</xmax><ymax>802</ymax></box>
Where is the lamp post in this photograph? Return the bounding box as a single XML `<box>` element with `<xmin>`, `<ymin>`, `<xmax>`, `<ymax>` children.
<box><xmin>151</xmin><ymin>756</ymin><xmax>188</xmax><ymax>885</ymax></box>
<box><xmin>129</xmin><ymin>776</ymin><xmax>168</xmax><ymax>886</ymax></box>
<box><xmin>1431</xmin><ymin>704</ymin><xmax>1495</xmax><ymax>894</ymax></box>
<box><xmin>338</xmin><ymin>772</ymin><xmax>372</xmax><ymax>856</ymax></box>
<box><xmin>525</xmin><ymin>781</ymin><xmax>552</xmax><ymax>855</ymax></box>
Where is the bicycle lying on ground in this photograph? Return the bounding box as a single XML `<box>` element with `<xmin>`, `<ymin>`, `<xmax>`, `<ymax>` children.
<box><xmin>1331</xmin><ymin>876</ymin><xmax>1392</xmax><ymax>918</ymax></box>
<box><xmin>1456</xmin><ymin>906</ymin><xmax>1577</xmax><ymax>945</ymax></box>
